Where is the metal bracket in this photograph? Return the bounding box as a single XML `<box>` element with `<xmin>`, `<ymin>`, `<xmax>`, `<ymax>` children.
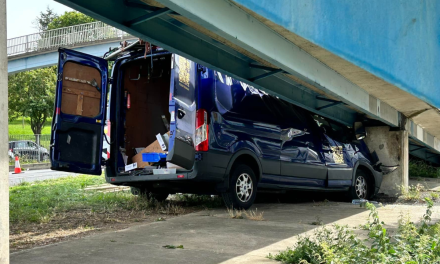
<box><xmin>315</xmin><ymin>96</ymin><xmax>346</xmax><ymax>110</ymax></box>
<box><xmin>249</xmin><ymin>63</ymin><xmax>287</xmax><ymax>73</ymax></box>
<box><xmin>248</xmin><ymin>63</ymin><xmax>286</xmax><ymax>82</ymax></box>
<box><xmin>249</xmin><ymin>69</ymin><xmax>283</xmax><ymax>82</ymax></box>
<box><xmin>125</xmin><ymin>8</ymin><xmax>173</xmax><ymax>27</ymax></box>
<box><xmin>410</xmin><ymin>146</ymin><xmax>425</xmax><ymax>153</ymax></box>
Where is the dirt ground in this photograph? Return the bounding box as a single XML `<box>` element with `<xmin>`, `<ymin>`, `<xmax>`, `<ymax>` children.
<box><xmin>11</xmin><ymin>201</ymin><xmax>440</xmax><ymax>264</ymax></box>
<box><xmin>10</xmin><ymin>178</ymin><xmax>440</xmax><ymax>254</ymax></box>
<box><xmin>9</xmin><ymin>202</ymin><xmax>202</xmax><ymax>252</ymax></box>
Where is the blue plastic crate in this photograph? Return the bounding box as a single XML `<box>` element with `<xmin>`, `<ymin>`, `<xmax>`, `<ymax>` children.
<box><xmin>142</xmin><ymin>152</ymin><xmax>167</xmax><ymax>163</ymax></box>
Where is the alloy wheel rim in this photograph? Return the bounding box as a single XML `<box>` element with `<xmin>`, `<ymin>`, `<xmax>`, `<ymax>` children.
<box><xmin>355</xmin><ymin>176</ymin><xmax>368</xmax><ymax>199</ymax></box>
<box><xmin>236</xmin><ymin>173</ymin><xmax>253</xmax><ymax>203</ymax></box>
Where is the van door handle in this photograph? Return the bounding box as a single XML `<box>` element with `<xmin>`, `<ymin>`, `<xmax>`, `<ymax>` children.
<box><xmin>177</xmin><ymin>109</ymin><xmax>186</xmax><ymax>119</ymax></box>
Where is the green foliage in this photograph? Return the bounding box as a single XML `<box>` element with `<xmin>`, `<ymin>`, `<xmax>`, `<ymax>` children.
<box><xmin>47</xmin><ymin>11</ymin><xmax>96</xmax><ymax>30</ymax></box>
<box><xmin>8</xmin><ymin>67</ymin><xmax>57</xmax><ymax>135</ymax></box>
<box><xmin>33</xmin><ymin>6</ymin><xmax>58</xmax><ymax>32</ymax></box>
<box><xmin>8</xmin><ymin>118</ymin><xmax>52</xmax><ymax>135</ymax></box>
<box><xmin>269</xmin><ymin>199</ymin><xmax>440</xmax><ymax>264</ymax></box>
<box><xmin>409</xmin><ymin>160</ymin><xmax>440</xmax><ymax>178</ymax></box>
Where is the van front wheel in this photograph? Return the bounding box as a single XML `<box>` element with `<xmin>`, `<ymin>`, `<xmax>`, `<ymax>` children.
<box><xmin>130</xmin><ymin>187</ymin><xmax>169</xmax><ymax>202</ymax></box>
<box><xmin>222</xmin><ymin>164</ymin><xmax>257</xmax><ymax>210</ymax></box>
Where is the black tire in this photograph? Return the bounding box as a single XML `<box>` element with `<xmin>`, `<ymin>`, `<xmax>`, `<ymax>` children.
<box><xmin>348</xmin><ymin>170</ymin><xmax>370</xmax><ymax>200</ymax></box>
<box><xmin>130</xmin><ymin>187</ymin><xmax>169</xmax><ymax>202</ymax></box>
<box><xmin>222</xmin><ymin>164</ymin><xmax>257</xmax><ymax>210</ymax></box>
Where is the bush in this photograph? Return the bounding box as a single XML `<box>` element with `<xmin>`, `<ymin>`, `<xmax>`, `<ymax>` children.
<box><xmin>409</xmin><ymin>160</ymin><xmax>440</xmax><ymax>178</ymax></box>
<box><xmin>268</xmin><ymin>198</ymin><xmax>440</xmax><ymax>264</ymax></box>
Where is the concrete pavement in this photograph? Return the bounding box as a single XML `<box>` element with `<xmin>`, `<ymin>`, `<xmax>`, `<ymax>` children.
<box><xmin>10</xmin><ymin>202</ymin><xmax>437</xmax><ymax>264</ymax></box>
<box><xmin>9</xmin><ymin>169</ymin><xmax>79</xmax><ymax>186</ymax></box>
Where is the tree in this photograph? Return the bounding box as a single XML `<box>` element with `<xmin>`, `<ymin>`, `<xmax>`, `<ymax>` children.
<box><xmin>47</xmin><ymin>11</ymin><xmax>96</xmax><ymax>30</ymax></box>
<box><xmin>8</xmin><ymin>67</ymin><xmax>57</xmax><ymax>139</ymax></box>
<box><xmin>33</xmin><ymin>6</ymin><xmax>59</xmax><ymax>32</ymax></box>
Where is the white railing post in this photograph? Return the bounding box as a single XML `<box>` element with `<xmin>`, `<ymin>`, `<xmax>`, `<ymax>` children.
<box><xmin>7</xmin><ymin>21</ymin><xmax>134</xmax><ymax>57</ymax></box>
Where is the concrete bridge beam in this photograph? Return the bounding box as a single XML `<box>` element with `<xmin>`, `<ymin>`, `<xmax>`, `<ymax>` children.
<box><xmin>0</xmin><ymin>0</ymin><xmax>9</xmax><ymax>262</ymax></box>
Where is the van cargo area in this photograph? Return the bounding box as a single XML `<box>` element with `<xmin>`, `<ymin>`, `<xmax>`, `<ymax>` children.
<box><xmin>116</xmin><ymin>54</ymin><xmax>173</xmax><ymax>174</ymax></box>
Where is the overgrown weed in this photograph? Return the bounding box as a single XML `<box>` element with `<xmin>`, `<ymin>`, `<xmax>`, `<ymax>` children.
<box><xmin>399</xmin><ymin>183</ymin><xmax>424</xmax><ymax>201</ymax></box>
<box><xmin>269</xmin><ymin>198</ymin><xmax>440</xmax><ymax>263</ymax></box>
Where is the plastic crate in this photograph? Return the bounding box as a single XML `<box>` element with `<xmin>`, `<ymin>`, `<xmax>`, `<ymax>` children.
<box><xmin>142</xmin><ymin>152</ymin><xmax>167</xmax><ymax>163</ymax></box>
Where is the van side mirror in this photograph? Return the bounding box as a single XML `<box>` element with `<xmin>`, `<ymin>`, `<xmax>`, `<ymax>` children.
<box><xmin>354</xmin><ymin>122</ymin><xmax>367</xmax><ymax>140</ymax></box>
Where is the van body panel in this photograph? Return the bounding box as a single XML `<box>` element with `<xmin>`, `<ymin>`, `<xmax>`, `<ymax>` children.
<box><xmin>166</xmin><ymin>55</ymin><xmax>196</xmax><ymax>169</ymax></box>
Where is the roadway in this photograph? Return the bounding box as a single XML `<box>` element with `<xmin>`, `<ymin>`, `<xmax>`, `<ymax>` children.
<box><xmin>9</xmin><ymin>169</ymin><xmax>79</xmax><ymax>186</ymax></box>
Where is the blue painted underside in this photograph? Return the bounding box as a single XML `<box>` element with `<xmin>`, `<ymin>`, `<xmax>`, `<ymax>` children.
<box><xmin>234</xmin><ymin>0</ymin><xmax>440</xmax><ymax>108</ymax></box>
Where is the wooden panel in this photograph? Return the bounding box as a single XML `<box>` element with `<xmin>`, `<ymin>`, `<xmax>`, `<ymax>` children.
<box><xmin>61</xmin><ymin>61</ymin><xmax>102</xmax><ymax>117</ymax></box>
<box><xmin>123</xmin><ymin>56</ymin><xmax>172</xmax><ymax>161</ymax></box>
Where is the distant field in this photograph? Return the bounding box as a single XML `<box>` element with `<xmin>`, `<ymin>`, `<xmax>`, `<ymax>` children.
<box><xmin>9</xmin><ymin>118</ymin><xmax>52</xmax><ymax>136</ymax></box>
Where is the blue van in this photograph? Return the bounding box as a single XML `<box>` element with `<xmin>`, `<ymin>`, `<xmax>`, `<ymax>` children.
<box><xmin>50</xmin><ymin>44</ymin><xmax>392</xmax><ymax>209</ymax></box>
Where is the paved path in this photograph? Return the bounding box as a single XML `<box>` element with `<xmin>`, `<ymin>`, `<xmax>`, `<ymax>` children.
<box><xmin>9</xmin><ymin>169</ymin><xmax>79</xmax><ymax>186</ymax></box>
<box><xmin>10</xmin><ymin>202</ymin><xmax>438</xmax><ymax>264</ymax></box>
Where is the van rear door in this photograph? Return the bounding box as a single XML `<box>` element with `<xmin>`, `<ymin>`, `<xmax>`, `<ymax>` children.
<box><xmin>166</xmin><ymin>55</ymin><xmax>196</xmax><ymax>170</ymax></box>
<box><xmin>50</xmin><ymin>48</ymin><xmax>108</xmax><ymax>175</ymax></box>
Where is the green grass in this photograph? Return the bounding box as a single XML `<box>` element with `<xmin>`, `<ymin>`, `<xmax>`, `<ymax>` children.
<box><xmin>8</xmin><ymin>118</ymin><xmax>52</xmax><ymax>136</ymax></box>
<box><xmin>409</xmin><ymin>160</ymin><xmax>440</xmax><ymax>178</ymax></box>
<box><xmin>9</xmin><ymin>175</ymin><xmax>139</xmax><ymax>224</ymax></box>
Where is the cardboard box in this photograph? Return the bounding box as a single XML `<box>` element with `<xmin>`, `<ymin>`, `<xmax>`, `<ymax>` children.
<box><xmin>132</xmin><ymin>132</ymin><xmax>169</xmax><ymax>168</ymax></box>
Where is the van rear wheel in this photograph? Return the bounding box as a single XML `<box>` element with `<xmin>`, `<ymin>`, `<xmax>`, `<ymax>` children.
<box><xmin>130</xmin><ymin>187</ymin><xmax>169</xmax><ymax>202</ymax></box>
<box><xmin>222</xmin><ymin>164</ymin><xmax>257</xmax><ymax>210</ymax></box>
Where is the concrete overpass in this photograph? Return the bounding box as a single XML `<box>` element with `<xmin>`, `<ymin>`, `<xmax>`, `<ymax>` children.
<box><xmin>53</xmin><ymin>0</ymin><xmax>440</xmax><ymax>168</ymax></box>
<box><xmin>7</xmin><ymin>21</ymin><xmax>136</xmax><ymax>74</ymax></box>
<box><xmin>6</xmin><ymin>0</ymin><xmax>440</xmax><ymax>191</ymax></box>
<box><xmin>0</xmin><ymin>0</ymin><xmax>439</xmax><ymax>258</ymax></box>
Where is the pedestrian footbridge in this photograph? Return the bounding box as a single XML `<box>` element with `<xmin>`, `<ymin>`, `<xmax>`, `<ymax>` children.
<box><xmin>7</xmin><ymin>21</ymin><xmax>136</xmax><ymax>74</ymax></box>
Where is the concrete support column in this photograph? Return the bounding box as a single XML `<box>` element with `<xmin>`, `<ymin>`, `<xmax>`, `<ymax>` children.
<box><xmin>0</xmin><ymin>0</ymin><xmax>8</xmax><ymax>263</ymax></box>
<box><xmin>364</xmin><ymin>126</ymin><xmax>409</xmax><ymax>196</ymax></box>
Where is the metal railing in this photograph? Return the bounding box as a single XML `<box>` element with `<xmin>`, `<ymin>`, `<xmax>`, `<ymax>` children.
<box><xmin>8</xmin><ymin>135</ymin><xmax>51</xmax><ymax>163</ymax></box>
<box><xmin>7</xmin><ymin>21</ymin><xmax>134</xmax><ymax>57</ymax></box>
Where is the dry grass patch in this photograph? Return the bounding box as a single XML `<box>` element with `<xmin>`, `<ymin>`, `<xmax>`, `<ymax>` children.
<box><xmin>227</xmin><ymin>208</ymin><xmax>264</xmax><ymax>221</ymax></box>
<box><xmin>227</xmin><ymin>208</ymin><xmax>244</xmax><ymax>219</ymax></box>
<box><xmin>243</xmin><ymin>208</ymin><xmax>265</xmax><ymax>221</ymax></box>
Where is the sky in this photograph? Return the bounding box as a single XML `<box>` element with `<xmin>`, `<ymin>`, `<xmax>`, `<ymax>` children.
<box><xmin>7</xmin><ymin>0</ymin><xmax>73</xmax><ymax>39</ymax></box>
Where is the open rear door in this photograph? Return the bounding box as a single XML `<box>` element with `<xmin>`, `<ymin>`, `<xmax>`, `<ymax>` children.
<box><xmin>50</xmin><ymin>48</ymin><xmax>108</xmax><ymax>175</ymax></box>
<box><xmin>166</xmin><ymin>55</ymin><xmax>196</xmax><ymax>170</ymax></box>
